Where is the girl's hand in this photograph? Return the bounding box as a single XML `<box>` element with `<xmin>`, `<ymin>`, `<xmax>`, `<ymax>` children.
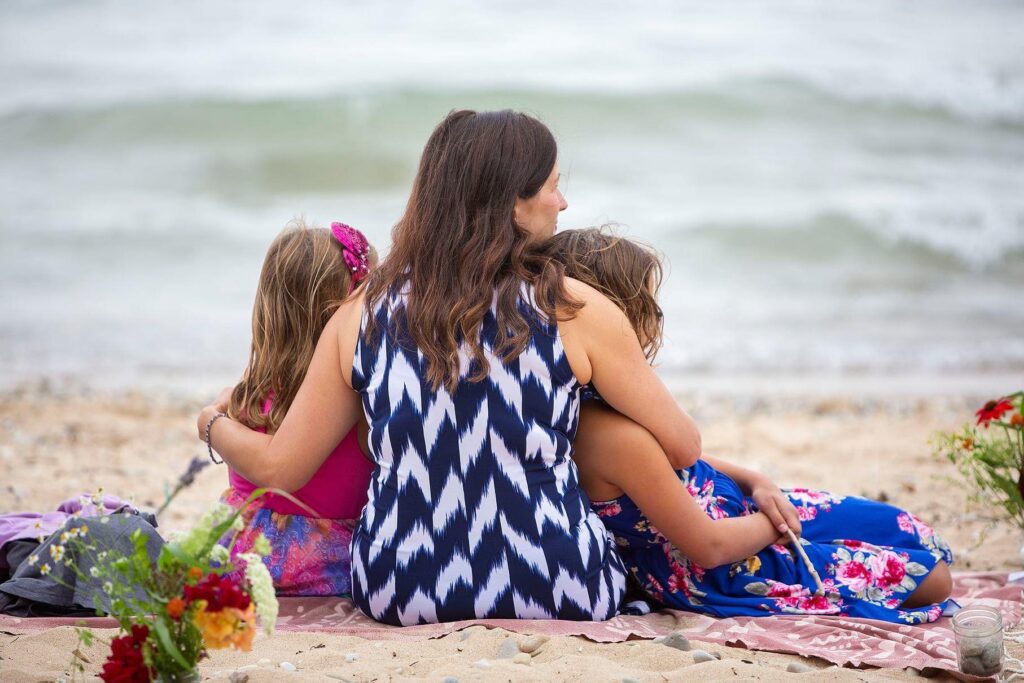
<box><xmin>750</xmin><ymin>478</ymin><xmax>802</xmax><ymax>542</ymax></box>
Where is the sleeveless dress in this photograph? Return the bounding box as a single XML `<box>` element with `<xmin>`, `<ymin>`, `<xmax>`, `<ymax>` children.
<box><xmin>222</xmin><ymin>397</ymin><xmax>375</xmax><ymax>596</ymax></box>
<box><xmin>350</xmin><ymin>287</ymin><xmax>627</xmax><ymax>625</ymax></box>
<box><xmin>592</xmin><ymin>458</ymin><xmax>954</xmax><ymax>624</ymax></box>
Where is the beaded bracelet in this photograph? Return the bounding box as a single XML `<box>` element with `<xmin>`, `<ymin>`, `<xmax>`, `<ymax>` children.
<box><xmin>205</xmin><ymin>412</ymin><xmax>227</xmax><ymax>464</ymax></box>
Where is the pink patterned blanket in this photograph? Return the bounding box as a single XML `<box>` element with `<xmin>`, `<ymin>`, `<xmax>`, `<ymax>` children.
<box><xmin>2</xmin><ymin>572</ymin><xmax>1018</xmax><ymax>677</ymax></box>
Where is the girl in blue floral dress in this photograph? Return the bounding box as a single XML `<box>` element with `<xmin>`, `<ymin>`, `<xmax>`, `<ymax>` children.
<box><xmin>544</xmin><ymin>228</ymin><xmax>954</xmax><ymax>624</ymax></box>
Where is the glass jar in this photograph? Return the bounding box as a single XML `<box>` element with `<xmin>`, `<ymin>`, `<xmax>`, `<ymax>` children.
<box><xmin>952</xmin><ymin>606</ymin><xmax>1004</xmax><ymax>677</ymax></box>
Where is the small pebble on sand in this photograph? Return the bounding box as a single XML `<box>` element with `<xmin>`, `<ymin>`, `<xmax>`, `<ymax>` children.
<box><xmin>512</xmin><ymin>652</ymin><xmax>532</xmax><ymax>665</ymax></box>
<box><xmin>691</xmin><ymin>650</ymin><xmax>716</xmax><ymax>664</ymax></box>
<box><xmin>786</xmin><ymin>662</ymin><xmax>813</xmax><ymax>674</ymax></box>
<box><xmin>345</xmin><ymin>653</ymin><xmax>358</xmax><ymax>663</ymax></box>
<box><xmin>474</xmin><ymin>659</ymin><xmax>492</xmax><ymax>670</ymax></box>
<box><xmin>661</xmin><ymin>632</ymin><xmax>691</xmax><ymax>652</ymax></box>
<box><xmin>280</xmin><ymin>661</ymin><xmax>297</xmax><ymax>672</ymax></box>
<box><xmin>497</xmin><ymin>637</ymin><xmax>520</xmax><ymax>659</ymax></box>
<box><xmin>228</xmin><ymin>672</ymin><xmax>249</xmax><ymax>683</ymax></box>
<box><xmin>520</xmin><ymin>635</ymin><xmax>548</xmax><ymax>653</ymax></box>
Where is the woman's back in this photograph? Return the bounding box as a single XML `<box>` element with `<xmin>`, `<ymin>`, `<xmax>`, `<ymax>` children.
<box><xmin>350</xmin><ymin>286</ymin><xmax>626</xmax><ymax>625</ymax></box>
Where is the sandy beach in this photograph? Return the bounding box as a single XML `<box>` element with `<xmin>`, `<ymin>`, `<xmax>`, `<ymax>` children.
<box><xmin>1</xmin><ymin>382</ymin><xmax>1020</xmax><ymax>681</ymax></box>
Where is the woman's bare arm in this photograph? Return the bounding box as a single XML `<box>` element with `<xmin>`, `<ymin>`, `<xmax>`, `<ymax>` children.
<box><xmin>560</xmin><ymin>278</ymin><xmax>702</xmax><ymax>468</ymax></box>
<box><xmin>196</xmin><ymin>295</ymin><xmax>364</xmax><ymax>492</ymax></box>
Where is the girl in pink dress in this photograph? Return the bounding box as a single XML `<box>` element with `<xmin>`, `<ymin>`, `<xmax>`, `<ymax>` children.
<box><xmin>220</xmin><ymin>220</ymin><xmax>376</xmax><ymax>596</ymax></box>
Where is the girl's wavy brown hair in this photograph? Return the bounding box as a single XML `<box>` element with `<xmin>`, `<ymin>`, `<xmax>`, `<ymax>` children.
<box><xmin>229</xmin><ymin>220</ymin><xmax>377</xmax><ymax>432</ymax></box>
<box><xmin>543</xmin><ymin>226</ymin><xmax>664</xmax><ymax>362</ymax></box>
<box><xmin>362</xmin><ymin>109</ymin><xmax>581</xmax><ymax>392</ymax></box>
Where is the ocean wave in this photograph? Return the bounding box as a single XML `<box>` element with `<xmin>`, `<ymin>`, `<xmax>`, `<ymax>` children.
<box><xmin>1</xmin><ymin>0</ymin><xmax>1022</xmax><ymax>123</ymax></box>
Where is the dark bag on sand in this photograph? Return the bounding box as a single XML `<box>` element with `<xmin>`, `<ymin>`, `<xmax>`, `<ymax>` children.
<box><xmin>0</xmin><ymin>511</ymin><xmax>163</xmax><ymax>617</ymax></box>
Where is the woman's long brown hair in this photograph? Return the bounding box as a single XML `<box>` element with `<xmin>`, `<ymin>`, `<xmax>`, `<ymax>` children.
<box><xmin>543</xmin><ymin>226</ymin><xmax>665</xmax><ymax>362</ymax></box>
<box><xmin>229</xmin><ymin>221</ymin><xmax>375</xmax><ymax>432</ymax></box>
<box><xmin>363</xmin><ymin>109</ymin><xmax>581</xmax><ymax>393</ymax></box>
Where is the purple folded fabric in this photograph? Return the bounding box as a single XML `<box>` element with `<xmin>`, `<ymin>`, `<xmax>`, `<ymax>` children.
<box><xmin>0</xmin><ymin>494</ymin><xmax>136</xmax><ymax>570</ymax></box>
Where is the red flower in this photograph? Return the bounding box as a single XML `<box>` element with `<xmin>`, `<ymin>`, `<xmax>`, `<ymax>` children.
<box><xmin>796</xmin><ymin>594</ymin><xmax>833</xmax><ymax>612</ymax></box>
<box><xmin>976</xmin><ymin>398</ymin><xmax>1014</xmax><ymax>427</ymax></box>
<box><xmin>100</xmin><ymin>624</ymin><xmax>152</xmax><ymax>683</ymax></box>
<box><xmin>184</xmin><ymin>572</ymin><xmax>251</xmax><ymax>612</ymax></box>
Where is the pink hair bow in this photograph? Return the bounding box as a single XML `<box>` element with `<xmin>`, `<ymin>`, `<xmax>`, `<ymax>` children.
<box><xmin>331</xmin><ymin>222</ymin><xmax>371</xmax><ymax>284</ymax></box>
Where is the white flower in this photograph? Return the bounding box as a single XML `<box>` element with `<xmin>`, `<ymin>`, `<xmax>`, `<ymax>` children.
<box><xmin>27</xmin><ymin>554</ymin><xmax>38</xmax><ymax>566</ymax></box>
<box><xmin>238</xmin><ymin>552</ymin><xmax>277</xmax><ymax>635</ymax></box>
<box><xmin>89</xmin><ymin>567</ymin><xmax>100</xmax><ymax>578</ymax></box>
<box><xmin>40</xmin><ymin>563</ymin><xmax>52</xmax><ymax>575</ymax></box>
<box><xmin>97</xmin><ymin>551</ymin><xmax>108</xmax><ymax>561</ymax></box>
<box><xmin>208</xmin><ymin>544</ymin><xmax>230</xmax><ymax>564</ymax></box>
<box><xmin>100</xmin><ymin>517</ymin><xmax>110</xmax><ymax>525</ymax></box>
<box><xmin>60</xmin><ymin>532</ymin><xmax>70</xmax><ymax>543</ymax></box>
<box><xmin>179</xmin><ymin>502</ymin><xmax>237</xmax><ymax>556</ymax></box>
<box><xmin>103</xmin><ymin>581</ymin><xmax>113</xmax><ymax>593</ymax></box>
<box><xmin>49</xmin><ymin>545</ymin><xmax>66</xmax><ymax>562</ymax></box>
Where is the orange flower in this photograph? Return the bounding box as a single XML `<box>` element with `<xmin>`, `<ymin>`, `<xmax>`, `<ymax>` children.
<box><xmin>192</xmin><ymin>601</ymin><xmax>256</xmax><ymax>651</ymax></box>
<box><xmin>1011</xmin><ymin>413</ymin><xmax>1024</xmax><ymax>427</ymax></box>
<box><xmin>187</xmin><ymin>567</ymin><xmax>203</xmax><ymax>582</ymax></box>
<box><xmin>166</xmin><ymin>597</ymin><xmax>186</xmax><ymax>620</ymax></box>
<box><xmin>961</xmin><ymin>438</ymin><xmax>974</xmax><ymax>450</ymax></box>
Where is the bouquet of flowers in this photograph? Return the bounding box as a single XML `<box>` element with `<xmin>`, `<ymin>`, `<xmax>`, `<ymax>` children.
<box><xmin>936</xmin><ymin>392</ymin><xmax>1024</xmax><ymax>528</ymax></box>
<box><xmin>43</xmin><ymin>482</ymin><xmax>278</xmax><ymax>682</ymax></box>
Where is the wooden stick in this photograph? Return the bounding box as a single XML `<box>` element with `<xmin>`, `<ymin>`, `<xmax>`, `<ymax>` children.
<box><xmin>787</xmin><ymin>528</ymin><xmax>826</xmax><ymax>596</ymax></box>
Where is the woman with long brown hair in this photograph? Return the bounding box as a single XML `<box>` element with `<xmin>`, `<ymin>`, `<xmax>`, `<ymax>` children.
<box><xmin>196</xmin><ymin>109</ymin><xmax>703</xmax><ymax>625</ymax></box>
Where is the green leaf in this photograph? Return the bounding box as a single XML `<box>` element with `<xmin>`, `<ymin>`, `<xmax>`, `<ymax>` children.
<box><xmin>744</xmin><ymin>582</ymin><xmax>771</xmax><ymax>596</ymax></box>
<box><xmin>905</xmin><ymin>562</ymin><xmax>929</xmax><ymax>577</ymax></box>
<box><xmin>152</xmin><ymin>617</ymin><xmax>192</xmax><ymax>670</ymax></box>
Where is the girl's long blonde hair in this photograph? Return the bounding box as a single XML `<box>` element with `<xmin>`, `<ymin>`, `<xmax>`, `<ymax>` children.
<box><xmin>228</xmin><ymin>220</ymin><xmax>376</xmax><ymax>433</ymax></box>
<box><xmin>543</xmin><ymin>226</ymin><xmax>665</xmax><ymax>362</ymax></box>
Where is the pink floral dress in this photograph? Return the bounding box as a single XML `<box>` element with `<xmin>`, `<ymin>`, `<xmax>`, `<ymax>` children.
<box><xmin>591</xmin><ymin>459</ymin><xmax>953</xmax><ymax>624</ymax></box>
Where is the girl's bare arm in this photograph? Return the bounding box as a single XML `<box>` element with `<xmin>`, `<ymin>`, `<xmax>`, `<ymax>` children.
<box><xmin>701</xmin><ymin>454</ymin><xmax>802</xmax><ymax>538</ymax></box>
<box><xmin>574</xmin><ymin>403</ymin><xmax>778</xmax><ymax>568</ymax></box>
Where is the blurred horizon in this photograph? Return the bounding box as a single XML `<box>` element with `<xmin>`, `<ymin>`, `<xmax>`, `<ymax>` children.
<box><xmin>1</xmin><ymin>0</ymin><xmax>1022</xmax><ymax>397</ymax></box>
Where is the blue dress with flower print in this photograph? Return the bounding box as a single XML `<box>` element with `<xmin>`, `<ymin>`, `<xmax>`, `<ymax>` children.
<box><xmin>591</xmin><ymin>459</ymin><xmax>954</xmax><ymax>624</ymax></box>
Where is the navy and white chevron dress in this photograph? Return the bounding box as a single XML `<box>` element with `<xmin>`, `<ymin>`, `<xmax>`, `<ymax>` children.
<box><xmin>350</xmin><ymin>287</ymin><xmax>627</xmax><ymax>625</ymax></box>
